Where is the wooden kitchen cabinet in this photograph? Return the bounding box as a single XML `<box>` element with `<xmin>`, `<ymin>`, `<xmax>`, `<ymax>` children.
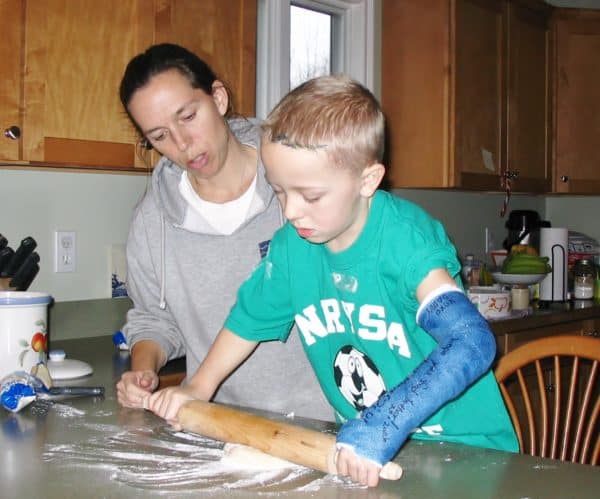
<box><xmin>0</xmin><ymin>0</ymin><xmax>256</xmax><ymax>171</ymax></box>
<box><xmin>552</xmin><ymin>9</ymin><xmax>600</xmax><ymax>193</ymax></box>
<box><xmin>382</xmin><ymin>0</ymin><xmax>551</xmax><ymax>192</ymax></box>
<box><xmin>0</xmin><ymin>0</ymin><xmax>24</xmax><ymax>162</ymax></box>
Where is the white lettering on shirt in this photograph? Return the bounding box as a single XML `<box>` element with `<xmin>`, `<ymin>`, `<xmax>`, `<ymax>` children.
<box><xmin>321</xmin><ymin>299</ymin><xmax>345</xmax><ymax>333</ymax></box>
<box><xmin>294</xmin><ymin>304</ymin><xmax>329</xmax><ymax>345</ymax></box>
<box><xmin>295</xmin><ymin>299</ymin><xmax>411</xmax><ymax>357</ymax></box>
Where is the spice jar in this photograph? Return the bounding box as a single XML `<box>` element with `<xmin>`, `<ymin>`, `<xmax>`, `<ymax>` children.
<box><xmin>573</xmin><ymin>258</ymin><xmax>596</xmax><ymax>300</ymax></box>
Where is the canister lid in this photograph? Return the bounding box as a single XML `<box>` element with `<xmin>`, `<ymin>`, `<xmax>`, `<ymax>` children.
<box><xmin>0</xmin><ymin>291</ymin><xmax>52</xmax><ymax>306</ymax></box>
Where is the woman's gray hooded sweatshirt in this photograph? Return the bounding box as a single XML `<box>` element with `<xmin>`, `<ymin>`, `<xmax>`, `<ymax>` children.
<box><xmin>123</xmin><ymin>119</ymin><xmax>333</xmax><ymax>421</ymax></box>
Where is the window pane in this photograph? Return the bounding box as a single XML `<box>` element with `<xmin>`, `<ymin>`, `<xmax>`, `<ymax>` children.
<box><xmin>290</xmin><ymin>5</ymin><xmax>331</xmax><ymax>89</ymax></box>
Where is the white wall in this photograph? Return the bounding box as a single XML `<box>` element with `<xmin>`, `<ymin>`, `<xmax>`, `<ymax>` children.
<box><xmin>394</xmin><ymin>189</ymin><xmax>546</xmax><ymax>263</ymax></box>
<box><xmin>0</xmin><ymin>168</ymin><xmax>148</xmax><ymax>302</ymax></box>
<box><xmin>545</xmin><ymin>196</ymin><xmax>600</xmax><ymax>241</ymax></box>
<box><xmin>2</xmin><ymin>168</ymin><xmax>599</xmax><ymax>303</ymax></box>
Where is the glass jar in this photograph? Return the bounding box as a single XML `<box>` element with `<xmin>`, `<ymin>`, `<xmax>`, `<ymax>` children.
<box><xmin>573</xmin><ymin>258</ymin><xmax>596</xmax><ymax>300</ymax></box>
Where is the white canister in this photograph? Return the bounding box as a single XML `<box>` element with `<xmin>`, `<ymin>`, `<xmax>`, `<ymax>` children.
<box><xmin>0</xmin><ymin>292</ymin><xmax>53</xmax><ymax>380</ymax></box>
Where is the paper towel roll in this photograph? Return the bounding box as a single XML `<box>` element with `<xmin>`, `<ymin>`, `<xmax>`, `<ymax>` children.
<box><xmin>539</xmin><ymin>227</ymin><xmax>568</xmax><ymax>302</ymax></box>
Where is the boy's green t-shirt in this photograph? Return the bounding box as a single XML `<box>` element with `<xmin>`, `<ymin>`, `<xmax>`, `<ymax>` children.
<box><xmin>226</xmin><ymin>190</ymin><xmax>518</xmax><ymax>452</ymax></box>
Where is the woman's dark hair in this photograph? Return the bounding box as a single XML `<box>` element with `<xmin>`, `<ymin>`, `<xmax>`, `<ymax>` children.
<box><xmin>119</xmin><ymin>43</ymin><xmax>232</xmax><ymax>134</ymax></box>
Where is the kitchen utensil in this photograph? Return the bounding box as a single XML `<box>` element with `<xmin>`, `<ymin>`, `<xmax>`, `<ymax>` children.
<box><xmin>0</xmin><ymin>291</ymin><xmax>52</xmax><ymax>381</ymax></box>
<box><xmin>9</xmin><ymin>252</ymin><xmax>40</xmax><ymax>291</ymax></box>
<box><xmin>46</xmin><ymin>349</ymin><xmax>93</xmax><ymax>380</ymax></box>
<box><xmin>177</xmin><ymin>400</ymin><xmax>403</xmax><ymax>480</ymax></box>
<box><xmin>491</xmin><ymin>272</ymin><xmax>547</xmax><ymax>286</ymax></box>
<box><xmin>0</xmin><ymin>237</ymin><xmax>37</xmax><ymax>278</ymax></box>
<box><xmin>0</xmin><ymin>371</ymin><xmax>104</xmax><ymax>412</ymax></box>
<box><xmin>539</xmin><ymin>227</ymin><xmax>568</xmax><ymax>302</ymax></box>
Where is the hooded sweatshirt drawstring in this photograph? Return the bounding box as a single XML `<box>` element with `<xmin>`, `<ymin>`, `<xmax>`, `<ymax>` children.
<box><xmin>159</xmin><ymin>212</ymin><xmax>167</xmax><ymax>310</ymax></box>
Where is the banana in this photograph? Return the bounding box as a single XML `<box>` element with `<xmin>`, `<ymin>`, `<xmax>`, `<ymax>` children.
<box><xmin>509</xmin><ymin>244</ymin><xmax>539</xmax><ymax>257</ymax></box>
<box><xmin>501</xmin><ymin>253</ymin><xmax>552</xmax><ymax>275</ymax></box>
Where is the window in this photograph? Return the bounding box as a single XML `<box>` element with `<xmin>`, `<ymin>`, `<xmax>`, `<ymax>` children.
<box><xmin>290</xmin><ymin>5</ymin><xmax>331</xmax><ymax>89</ymax></box>
<box><xmin>256</xmin><ymin>0</ymin><xmax>376</xmax><ymax>119</ymax></box>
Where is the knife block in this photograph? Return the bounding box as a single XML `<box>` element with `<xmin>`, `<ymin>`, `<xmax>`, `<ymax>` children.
<box><xmin>0</xmin><ymin>278</ymin><xmax>16</xmax><ymax>291</ymax></box>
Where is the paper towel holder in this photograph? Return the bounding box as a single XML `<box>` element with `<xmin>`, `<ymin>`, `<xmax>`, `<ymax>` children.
<box><xmin>539</xmin><ymin>243</ymin><xmax>568</xmax><ymax>304</ymax></box>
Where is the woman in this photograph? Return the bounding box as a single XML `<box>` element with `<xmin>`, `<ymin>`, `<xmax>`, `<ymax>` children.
<box><xmin>115</xmin><ymin>43</ymin><xmax>332</xmax><ymax>421</ymax></box>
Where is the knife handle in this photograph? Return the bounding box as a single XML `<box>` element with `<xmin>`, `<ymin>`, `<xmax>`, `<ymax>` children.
<box><xmin>0</xmin><ymin>236</ymin><xmax>37</xmax><ymax>277</ymax></box>
<box><xmin>0</xmin><ymin>247</ymin><xmax>15</xmax><ymax>275</ymax></box>
<box><xmin>9</xmin><ymin>252</ymin><xmax>40</xmax><ymax>290</ymax></box>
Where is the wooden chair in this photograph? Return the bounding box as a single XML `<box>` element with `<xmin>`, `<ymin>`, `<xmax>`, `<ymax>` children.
<box><xmin>494</xmin><ymin>335</ymin><xmax>600</xmax><ymax>465</ymax></box>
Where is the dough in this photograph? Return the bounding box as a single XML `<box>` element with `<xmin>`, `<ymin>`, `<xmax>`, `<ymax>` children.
<box><xmin>221</xmin><ymin>443</ymin><xmax>300</xmax><ymax>470</ymax></box>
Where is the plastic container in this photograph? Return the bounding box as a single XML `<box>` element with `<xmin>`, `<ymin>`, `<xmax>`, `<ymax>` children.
<box><xmin>511</xmin><ymin>285</ymin><xmax>530</xmax><ymax>311</ymax></box>
<box><xmin>0</xmin><ymin>292</ymin><xmax>53</xmax><ymax>380</ymax></box>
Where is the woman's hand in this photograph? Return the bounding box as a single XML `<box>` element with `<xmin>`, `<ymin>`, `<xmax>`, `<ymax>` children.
<box><xmin>116</xmin><ymin>369</ymin><xmax>159</xmax><ymax>408</ymax></box>
<box><xmin>145</xmin><ymin>384</ymin><xmax>201</xmax><ymax>430</ymax></box>
<box><xmin>335</xmin><ymin>446</ymin><xmax>382</xmax><ymax>487</ymax></box>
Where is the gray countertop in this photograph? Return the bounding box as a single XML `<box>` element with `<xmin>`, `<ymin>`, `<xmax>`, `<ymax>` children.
<box><xmin>1</xmin><ymin>336</ymin><xmax>599</xmax><ymax>498</ymax></box>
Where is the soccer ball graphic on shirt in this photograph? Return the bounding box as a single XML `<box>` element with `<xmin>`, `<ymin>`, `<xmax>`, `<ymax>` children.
<box><xmin>333</xmin><ymin>345</ymin><xmax>387</xmax><ymax>411</ymax></box>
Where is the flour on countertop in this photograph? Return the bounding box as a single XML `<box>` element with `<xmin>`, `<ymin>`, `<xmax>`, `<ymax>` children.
<box><xmin>43</xmin><ymin>421</ymin><xmax>363</xmax><ymax>494</ymax></box>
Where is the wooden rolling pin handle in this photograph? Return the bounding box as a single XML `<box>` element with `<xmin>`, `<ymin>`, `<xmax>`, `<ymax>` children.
<box><xmin>177</xmin><ymin>400</ymin><xmax>402</xmax><ymax>480</ymax></box>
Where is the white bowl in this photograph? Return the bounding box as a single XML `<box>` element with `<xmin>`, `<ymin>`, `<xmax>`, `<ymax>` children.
<box><xmin>492</xmin><ymin>272</ymin><xmax>547</xmax><ymax>286</ymax></box>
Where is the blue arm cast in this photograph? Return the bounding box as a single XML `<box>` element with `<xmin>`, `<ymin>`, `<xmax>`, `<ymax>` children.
<box><xmin>335</xmin><ymin>289</ymin><xmax>496</xmax><ymax>466</ymax></box>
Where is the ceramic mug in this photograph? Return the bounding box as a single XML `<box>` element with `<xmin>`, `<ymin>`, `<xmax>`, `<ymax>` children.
<box><xmin>0</xmin><ymin>291</ymin><xmax>53</xmax><ymax>381</ymax></box>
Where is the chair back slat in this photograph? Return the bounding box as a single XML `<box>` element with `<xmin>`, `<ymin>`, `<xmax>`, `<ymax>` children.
<box><xmin>517</xmin><ymin>368</ymin><xmax>537</xmax><ymax>455</ymax></box>
<box><xmin>535</xmin><ymin>360</ymin><xmax>549</xmax><ymax>458</ymax></box>
<box><xmin>575</xmin><ymin>360</ymin><xmax>598</xmax><ymax>464</ymax></box>
<box><xmin>560</xmin><ymin>356</ymin><xmax>579</xmax><ymax>461</ymax></box>
<box><xmin>550</xmin><ymin>356</ymin><xmax>561</xmax><ymax>460</ymax></box>
<box><xmin>495</xmin><ymin>335</ymin><xmax>600</xmax><ymax>466</ymax></box>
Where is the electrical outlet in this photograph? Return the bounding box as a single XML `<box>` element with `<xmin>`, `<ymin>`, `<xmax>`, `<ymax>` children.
<box><xmin>485</xmin><ymin>227</ymin><xmax>495</xmax><ymax>254</ymax></box>
<box><xmin>55</xmin><ymin>231</ymin><xmax>76</xmax><ymax>273</ymax></box>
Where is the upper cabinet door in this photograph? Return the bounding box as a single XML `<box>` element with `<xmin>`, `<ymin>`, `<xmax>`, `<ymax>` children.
<box><xmin>0</xmin><ymin>0</ymin><xmax>24</xmax><ymax>162</ymax></box>
<box><xmin>505</xmin><ymin>1</ymin><xmax>551</xmax><ymax>193</ymax></box>
<box><xmin>382</xmin><ymin>0</ymin><xmax>506</xmax><ymax>190</ymax></box>
<box><xmin>1</xmin><ymin>0</ymin><xmax>257</xmax><ymax>171</ymax></box>
<box><xmin>454</xmin><ymin>0</ymin><xmax>505</xmax><ymax>190</ymax></box>
<box><xmin>22</xmin><ymin>0</ymin><xmax>153</xmax><ymax>169</ymax></box>
<box><xmin>382</xmin><ymin>0</ymin><xmax>551</xmax><ymax>192</ymax></box>
<box><xmin>155</xmin><ymin>0</ymin><xmax>257</xmax><ymax>117</ymax></box>
<box><xmin>553</xmin><ymin>9</ymin><xmax>600</xmax><ymax>193</ymax></box>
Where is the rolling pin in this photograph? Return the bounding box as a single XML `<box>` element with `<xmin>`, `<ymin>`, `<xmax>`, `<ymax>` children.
<box><xmin>177</xmin><ymin>400</ymin><xmax>403</xmax><ymax>480</ymax></box>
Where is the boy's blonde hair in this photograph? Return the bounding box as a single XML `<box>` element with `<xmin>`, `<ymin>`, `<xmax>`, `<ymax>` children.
<box><xmin>262</xmin><ymin>75</ymin><xmax>385</xmax><ymax>171</ymax></box>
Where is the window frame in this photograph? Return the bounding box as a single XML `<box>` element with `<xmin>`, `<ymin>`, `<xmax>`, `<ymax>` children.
<box><xmin>256</xmin><ymin>0</ymin><xmax>376</xmax><ymax>119</ymax></box>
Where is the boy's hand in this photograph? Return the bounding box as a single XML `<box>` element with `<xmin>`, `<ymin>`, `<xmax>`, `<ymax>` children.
<box><xmin>145</xmin><ymin>385</ymin><xmax>201</xmax><ymax>430</ymax></box>
<box><xmin>335</xmin><ymin>446</ymin><xmax>383</xmax><ymax>487</ymax></box>
<box><xmin>116</xmin><ymin>370</ymin><xmax>159</xmax><ymax>408</ymax></box>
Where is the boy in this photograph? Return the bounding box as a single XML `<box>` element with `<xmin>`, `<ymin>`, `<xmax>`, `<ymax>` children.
<box><xmin>147</xmin><ymin>75</ymin><xmax>518</xmax><ymax>487</ymax></box>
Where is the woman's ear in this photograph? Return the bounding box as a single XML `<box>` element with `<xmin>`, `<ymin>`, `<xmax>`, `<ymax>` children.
<box><xmin>360</xmin><ymin>163</ymin><xmax>385</xmax><ymax>197</ymax></box>
<box><xmin>211</xmin><ymin>81</ymin><xmax>229</xmax><ymax>116</ymax></box>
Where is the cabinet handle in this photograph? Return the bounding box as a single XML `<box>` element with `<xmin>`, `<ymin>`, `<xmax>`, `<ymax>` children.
<box><xmin>3</xmin><ymin>126</ymin><xmax>21</xmax><ymax>140</ymax></box>
<box><xmin>560</xmin><ymin>175</ymin><xmax>569</xmax><ymax>183</ymax></box>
